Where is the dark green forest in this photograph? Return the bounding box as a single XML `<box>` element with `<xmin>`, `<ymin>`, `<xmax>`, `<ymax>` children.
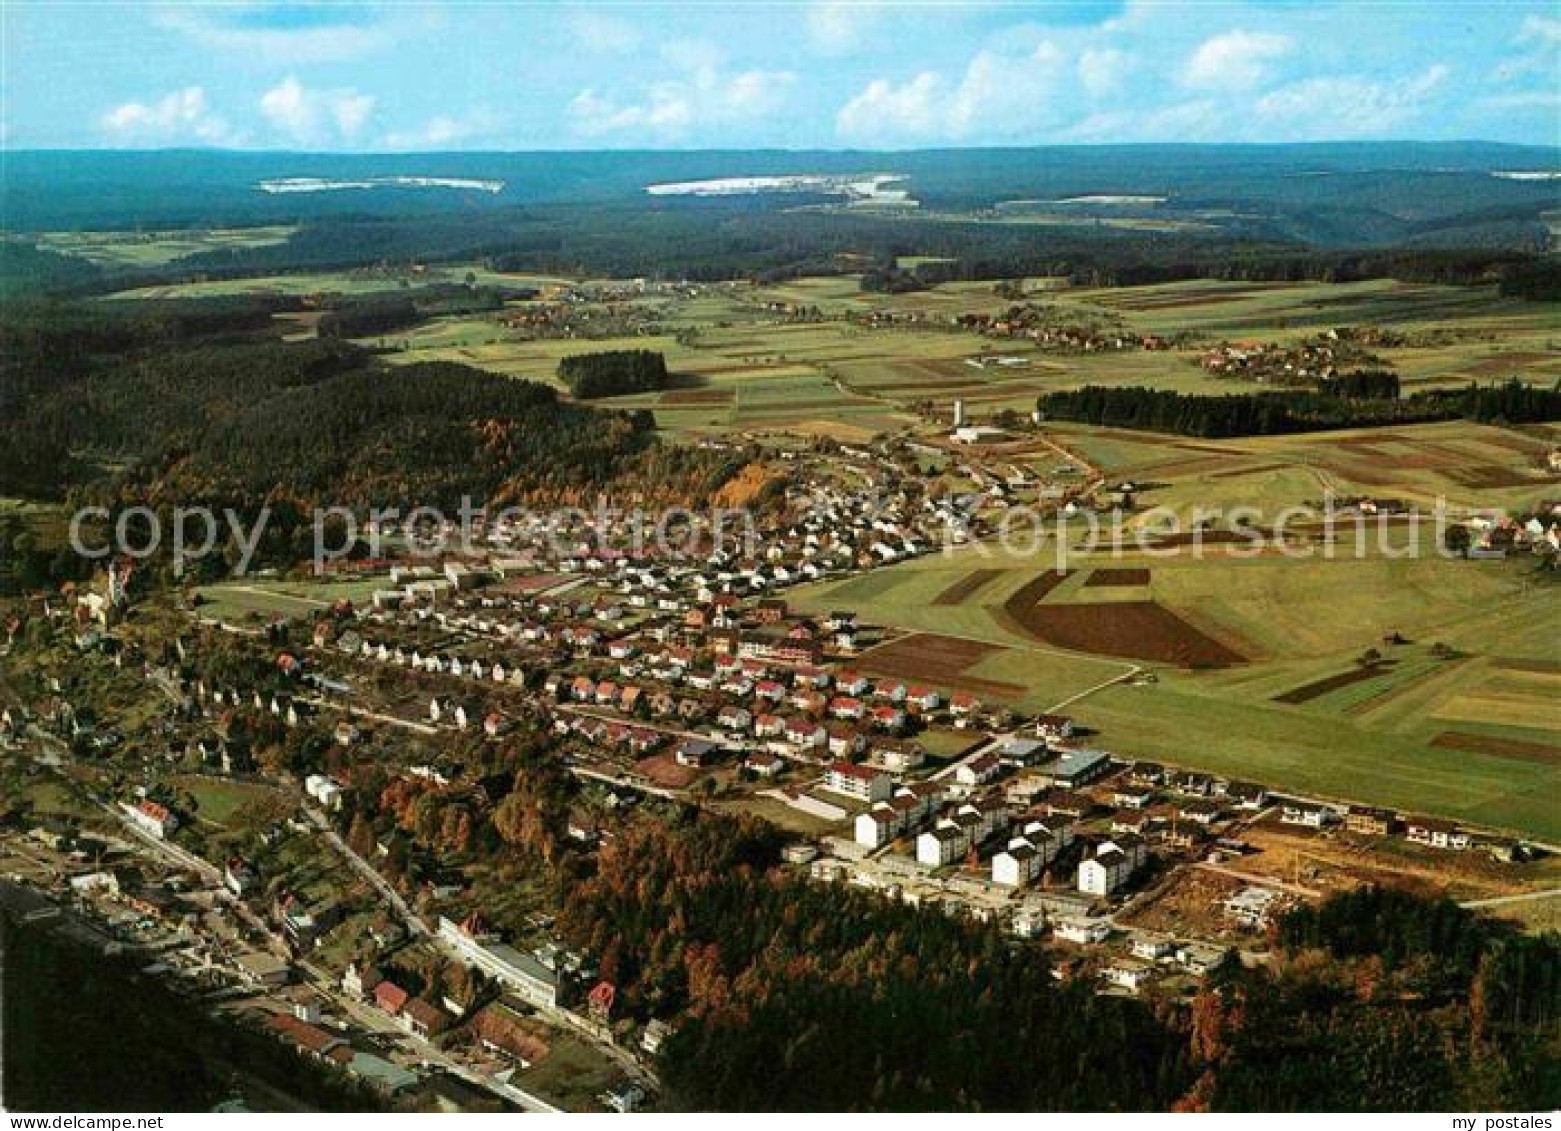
<box><xmin>546</xmin><ymin>810</ymin><xmax>1561</xmax><ymax>1112</ymax></box>
<box><xmin>0</xmin><ymin>301</ymin><xmax>735</xmax><ymax>515</ymax></box>
<box><xmin>1036</xmin><ymin>379</ymin><xmax>1561</xmax><ymax>438</ymax></box>
<box><xmin>558</xmin><ymin>349</ymin><xmax>671</xmax><ymax>399</ymax></box>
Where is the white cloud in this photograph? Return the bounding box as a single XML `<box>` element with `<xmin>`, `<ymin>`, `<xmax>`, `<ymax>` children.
<box><xmin>836</xmin><ymin>72</ymin><xmax>944</xmax><ymax>142</ymax></box>
<box><xmin>806</xmin><ymin>1</ymin><xmax>873</xmax><ymax>55</ymax></box>
<box><xmin>1077</xmin><ymin>48</ymin><xmax>1129</xmax><ymax>98</ymax></box>
<box><xmin>659</xmin><ymin>38</ymin><xmax>724</xmax><ymax>74</ymax></box>
<box><xmin>260</xmin><ymin>76</ymin><xmax>374</xmax><ymax>146</ymax></box>
<box><xmin>1519</xmin><ymin>14</ymin><xmax>1561</xmax><ymax>46</ymax></box>
<box><xmin>1255</xmin><ymin>64</ymin><xmax>1449</xmax><ymax>138</ymax></box>
<box><xmin>569</xmin><ymin>57</ymin><xmax>795</xmax><ymax>139</ymax></box>
<box><xmin>1493</xmin><ymin>15</ymin><xmax>1561</xmax><ymax>82</ymax></box>
<box><xmin>837</xmin><ymin>42</ymin><xmax>1068</xmax><ymax>144</ymax></box>
<box><xmin>1183</xmin><ymin>29</ymin><xmax>1293</xmax><ymax>91</ymax></box>
<box><xmin>948</xmin><ymin>43</ymin><xmax>1064</xmax><ymax>135</ymax></box>
<box><xmin>99</xmin><ymin>86</ymin><xmax>233</xmax><ymax>145</ymax></box>
<box><xmin>570</xmin><ymin>87</ymin><xmax>691</xmax><ymax>135</ymax></box>
<box><xmin>151</xmin><ymin>5</ymin><xmax>400</xmax><ymax>65</ymax></box>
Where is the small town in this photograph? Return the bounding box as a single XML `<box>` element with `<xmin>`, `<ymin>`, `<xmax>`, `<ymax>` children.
<box><xmin>5</xmin><ymin>418</ymin><xmax>1557</xmax><ymax>1112</ymax></box>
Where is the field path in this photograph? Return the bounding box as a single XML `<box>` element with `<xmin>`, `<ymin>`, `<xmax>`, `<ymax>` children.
<box><xmin>228</xmin><ymin>584</ymin><xmax>331</xmax><ymax>608</ymax></box>
<box><xmin>1043</xmin><ymin>663</ymin><xmax>1144</xmax><ymax>714</ymax></box>
<box><xmin>1461</xmin><ymin>886</ymin><xmax>1561</xmax><ymax>910</ymax></box>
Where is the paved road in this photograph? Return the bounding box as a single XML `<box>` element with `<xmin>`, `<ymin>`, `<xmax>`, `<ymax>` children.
<box><xmin>302</xmin><ymin>694</ymin><xmax>438</xmax><ymax>735</ymax></box>
<box><xmin>302</xmin><ymin>806</ymin><xmax>430</xmax><ymax>938</ymax></box>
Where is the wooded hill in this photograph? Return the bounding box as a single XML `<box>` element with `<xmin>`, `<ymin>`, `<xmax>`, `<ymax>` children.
<box><xmin>0</xmin><ymin>301</ymin><xmax>734</xmax><ymax>515</ymax></box>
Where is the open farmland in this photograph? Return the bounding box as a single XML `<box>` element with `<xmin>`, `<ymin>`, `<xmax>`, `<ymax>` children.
<box><xmin>1009</xmin><ymin>600</ymin><xmax>1246</xmax><ymax>666</ymax></box>
<box><xmin>856</xmin><ymin>632</ymin><xmax>1026</xmax><ymax>700</ymax></box>
<box><xmin>1066</xmin><ymin>277</ymin><xmax>1561</xmax><ymax>352</ymax></box>
<box><xmin>38</xmin><ymin>226</ymin><xmax>296</xmax><ymax>268</ymax></box>
<box><xmin>104</xmin><ymin>265</ymin><xmax>1558</xmax><ymax>444</ymax></box>
<box><xmin>87</xmin><ymin>262</ymin><xmax>1561</xmax><ymax>840</ymax></box>
<box><xmin>1068</xmin><ymin>673</ymin><xmax>1561</xmax><ymax>840</ymax></box>
<box><xmin>1050</xmin><ymin>418</ymin><xmax>1561</xmax><ymax>513</ymax></box>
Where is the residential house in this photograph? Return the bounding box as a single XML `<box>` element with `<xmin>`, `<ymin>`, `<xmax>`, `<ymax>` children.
<box><xmin>1102</xmin><ymin>962</ymin><xmax>1154</xmax><ymax>993</ymax></box>
<box><xmin>745</xmin><ymin>751</ymin><xmax>785</xmax><ymax>778</ymax></box>
<box><xmin>374</xmin><ymin>980</ymin><xmax>411</xmax><ymax>1016</ymax></box>
<box><xmin>1130</xmin><ymin>934</ymin><xmax>1175</xmax><ymax>961</ymax></box>
<box><xmin>916</xmin><ymin>822</ymin><xmax>969</xmax><ymax>867</ymax></box>
<box><xmin>1345</xmin><ymin>806</ymin><xmax>1397</xmax><ymax>836</ymax></box>
<box><xmin>1406</xmin><ymin>817</ymin><xmax>1470</xmax><ymax>850</ymax></box>
<box><xmin>677</xmin><ymin>738</ymin><xmax>718</xmax><ymax>768</ymax></box>
<box><xmin>1177</xmin><ymin>799</ymin><xmax>1224</xmax><ymax>827</ymax></box>
<box><xmin>1224</xmin><ymin>781</ymin><xmax>1269</xmax><ymax>810</ymax></box>
<box><xmin>955</xmin><ymin>753</ymin><xmax>1002</xmax><ymax>789</ymax></box>
<box><xmin>1077</xmin><ymin>836</ymin><xmax>1147</xmax><ymax>897</ymax></box>
<box><xmin>992</xmin><ymin>838</ymin><xmax>1043</xmax><ymax>887</ymax></box>
<box><xmin>402</xmin><ymin>998</ymin><xmax>452</xmax><ymax>1040</ymax></box>
<box><xmin>1054</xmin><ymin>917</ymin><xmax>1111</xmax><ymax>944</ymax></box>
<box><xmin>1034</xmin><ymin>713</ymin><xmax>1074</xmax><ymax>743</ymax></box>
<box><xmin>822</xmin><ymin>761</ymin><xmax>892</xmax><ymax>803</ymax></box>
<box><xmin>1112</xmin><ymin>785</ymin><xmax>1155</xmax><ymax>810</ymax></box>
<box><xmin>871</xmin><ymin>738</ymin><xmax>925</xmax><ymax>773</ymax></box>
<box><xmin>121</xmin><ymin>799</ymin><xmax>178</xmax><ymax>839</ymax></box>
<box><xmin>1280</xmin><ymin>802</ymin><xmax>1335</xmax><ymax>829</ymax></box>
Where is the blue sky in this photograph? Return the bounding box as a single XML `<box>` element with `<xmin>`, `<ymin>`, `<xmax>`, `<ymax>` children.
<box><xmin>3</xmin><ymin>1</ymin><xmax>1558</xmax><ymax>150</ymax></box>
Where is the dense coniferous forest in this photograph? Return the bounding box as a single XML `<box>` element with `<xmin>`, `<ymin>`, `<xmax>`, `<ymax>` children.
<box><xmin>1036</xmin><ymin>379</ymin><xmax>1561</xmax><ymax>438</ymax></box>
<box><xmin>0</xmin><ymin>301</ymin><xmax>735</xmax><ymax>542</ymax></box>
<box><xmin>1192</xmin><ymin>888</ymin><xmax>1561</xmax><ymax>1110</ymax></box>
<box><xmin>1317</xmin><ymin>370</ymin><xmax>1402</xmax><ymax>400</ymax></box>
<box><xmin>542</xmin><ymin>809</ymin><xmax>1561</xmax><ymax>1112</ymax></box>
<box><xmin>556</xmin><ymin>815</ymin><xmax>1190</xmax><ymax>1111</ymax></box>
<box><xmin>316</xmin><ymin>285</ymin><xmax>514</xmax><ymax>339</ymax></box>
<box><xmin>11</xmin><ymin>206</ymin><xmax>1553</xmax><ymax>299</ymax></box>
<box><xmin>0</xmin><ymin>334</ymin><xmax>666</xmax><ymax>508</ymax></box>
<box><xmin>309</xmin><ymin>720</ymin><xmax>1561</xmax><ymax>1114</ymax></box>
<box><xmin>558</xmin><ymin>349</ymin><xmax>671</xmax><ymax>399</ymax></box>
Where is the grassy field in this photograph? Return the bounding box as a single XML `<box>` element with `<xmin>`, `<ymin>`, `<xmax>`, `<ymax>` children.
<box><xmin>105</xmin><ymin>264</ymin><xmax>571</xmax><ymax>301</ymax></box>
<box><xmin>170</xmin><ymin>775</ymin><xmax>280</xmax><ymax>827</ymax></box>
<box><xmin>1046</xmin><ymin>418</ymin><xmax>1561</xmax><ymax>512</ymax></box>
<box><xmin>792</xmin><ymin>521</ymin><xmax>1560</xmax><ymax>838</ymax></box>
<box><xmin>1068</xmin><ymin>674</ymin><xmax>1559</xmax><ymax>840</ymax></box>
<box><xmin>193</xmin><ymin>578</ymin><xmax>386</xmax><ymax>624</ymax></box>
<box><xmin>38</xmin><ymin>226</ymin><xmax>296</xmax><ymax>268</ymax></box>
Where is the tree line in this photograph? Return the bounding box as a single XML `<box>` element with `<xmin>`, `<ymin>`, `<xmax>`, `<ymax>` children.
<box><xmin>1036</xmin><ymin>379</ymin><xmax>1561</xmax><ymax>439</ymax></box>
